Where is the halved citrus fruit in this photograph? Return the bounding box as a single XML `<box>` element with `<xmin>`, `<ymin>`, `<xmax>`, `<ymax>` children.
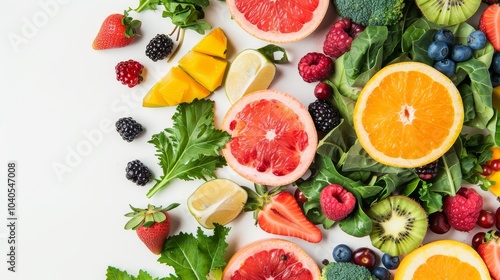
<box><xmin>226</xmin><ymin>0</ymin><xmax>330</xmax><ymax>43</ymax></box>
<box><xmin>394</xmin><ymin>239</ymin><xmax>491</xmax><ymax>280</ymax></box>
<box><xmin>225</xmin><ymin>49</ymin><xmax>276</xmax><ymax>104</ymax></box>
<box><xmin>353</xmin><ymin>62</ymin><xmax>464</xmax><ymax>168</ymax></box>
<box><xmin>222</xmin><ymin>238</ymin><xmax>321</xmax><ymax>280</ymax></box>
<box><xmin>187</xmin><ymin>178</ymin><xmax>247</xmax><ymax>229</ymax></box>
<box><xmin>221</xmin><ymin>90</ymin><xmax>318</xmax><ymax>186</ymax></box>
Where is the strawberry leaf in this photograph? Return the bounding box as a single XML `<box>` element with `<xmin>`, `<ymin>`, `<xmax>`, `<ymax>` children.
<box><xmin>147</xmin><ymin>99</ymin><xmax>231</xmax><ymax>198</ymax></box>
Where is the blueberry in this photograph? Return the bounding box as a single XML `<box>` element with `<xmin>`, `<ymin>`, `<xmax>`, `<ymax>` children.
<box><xmin>332</xmin><ymin>244</ymin><xmax>352</xmax><ymax>262</ymax></box>
<box><xmin>493</xmin><ymin>52</ymin><xmax>500</xmax><ymax>74</ymax></box>
<box><xmin>451</xmin><ymin>44</ymin><xmax>473</xmax><ymax>62</ymax></box>
<box><xmin>381</xmin><ymin>253</ymin><xmax>400</xmax><ymax>269</ymax></box>
<box><xmin>372</xmin><ymin>267</ymin><xmax>391</xmax><ymax>280</ymax></box>
<box><xmin>492</xmin><ymin>71</ymin><xmax>500</xmax><ymax>87</ymax></box>
<box><xmin>434</xmin><ymin>28</ymin><xmax>454</xmax><ymax>46</ymax></box>
<box><xmin>434</xmin><ymin>59</ymin><xmax>456</xmax><ymax>78</ymax></box>
<box><xmin>428</xmin><ymin>41</ymin><xmax>450</xmax><ymax>61</ymax></box>
<box><xmin>468</xmin><ymin>30</ymin><xmax>487</xmax><ymax>50</ymax></box>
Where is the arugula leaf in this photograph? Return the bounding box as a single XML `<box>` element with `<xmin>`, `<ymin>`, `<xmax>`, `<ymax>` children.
<box><xmin>158</xmin><ymin>224</ymin><xmax>230</xmax><ymax>279</ymax></box>
<box><xmin>147</xmin><ymin>99</ymin><xmax>231</xmax><ymax>198</ymax></box>
<box><xmin>106</xmin><ymin>266</ymin><xmax>169</xmax><ymax>280</ymax></box>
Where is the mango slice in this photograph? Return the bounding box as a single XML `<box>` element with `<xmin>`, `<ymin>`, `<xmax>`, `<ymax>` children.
<box><xmin>192</xmin><ymin>27</ymin><xmax>228</xmax><ymax>59</ymax></box>
<box><xmin>179</xmin><ymin>51</ymin><xmax>228</xmax><ymax>92</ymax></box>
<box><xmin>143</xmin><ymin>66</ymin><xmax>210</xmax><ymax>107</ymax></box>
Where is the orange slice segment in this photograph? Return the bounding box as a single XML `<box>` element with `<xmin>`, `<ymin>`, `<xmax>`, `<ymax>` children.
<box><xmin>394</xmin><ymin>239</ymin><xmax>490</xmax><ymax>280</ymax></box>
<box><xmin>353</xmin><ymin>62</ymin><xmax>464</xmax><ymax>168</ymax></box>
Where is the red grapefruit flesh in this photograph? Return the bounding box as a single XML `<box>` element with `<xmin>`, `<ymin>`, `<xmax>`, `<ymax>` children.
<box><xmin>222</xmin><ymin>238</ymin><xmax>321</xmax><ymax>280</ymax></box>
<box><xmin>221</xmin><ymin>90</ymin><xmax>318</xmax><ymax>186</ymax></box>
<box><xmin>226</xmin><ymin>0</ymin><xmax>330</xmax><ymax>43</ymax></box>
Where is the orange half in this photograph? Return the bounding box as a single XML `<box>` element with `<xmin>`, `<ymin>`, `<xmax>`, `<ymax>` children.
<box><xmin>394</xmin><ymin>239</ymin><xmax>490</xmax><ymax>280</ymax></box>
<box><xmin>353</xmin><ymin>62</ymin><xmax>464</xmax><ymax>168</ymax></box>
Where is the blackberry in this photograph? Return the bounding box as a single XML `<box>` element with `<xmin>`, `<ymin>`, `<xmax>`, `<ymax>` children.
<box><xmin>145</xmin><ymin>34</ymin><xmax>174</xmax><ymax>62</ymax></box>
<box><xmin>125</xmin><ymin>160</ymin><xmax>152</xmax><ymax>186</ymax></box>
<box><xmin>415</xmin><ymin>159</ymin><xmax>439</xmax><ymax>180</ymax></box>
<box><xmin>116</xmin><ymin>117</ymin><xmax>143</xmax><ymax>142</ymax></box>
<box><xmin>308</xmin><ymin>99</ymin><xmax>340</xmax><ymax>133</ymax></box>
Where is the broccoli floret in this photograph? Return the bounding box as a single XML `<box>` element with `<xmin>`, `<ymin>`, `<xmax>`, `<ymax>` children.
<box><xmin>332</xmin><ymin>0</ymin><xmax>406</xmax><ymax>26</ymax></box>
<box><xmin>321</xmin><ymin>262</ymin><xmax>377</xmax><ymax>280</ymax></box>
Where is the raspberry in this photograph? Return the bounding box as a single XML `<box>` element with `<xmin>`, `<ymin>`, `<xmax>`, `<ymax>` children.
<box><xmin>415</xmin><ymin>159</ymin><xmax>439</xmax><ymax>180</ymax></box>
<box><xmin>298</xmin><ymin>52</ymin><xmax>333</xmax><ymax>83</ymax></box>
<box><xmin>125</xmin><ymin>160</ymin><xmax>152</xmax><ymax>186</ymax></box>
<box><xmin>443</xmin><ymin>187</ymin><xmax>483</xmax><ymax>231</ymax></box>
<box><xmin>320</xmin><ymin>184</ymin><xmax>356</xmax><ymax>221</ymax></box>
<box><xmin>116</xmin><ymin>117</ymin><xmax>143</xmax><ymax>142</ymax></box>
<box><xmin>115</xmin><ymin>59</ymin><xmax>144</xmax><ymax>88</ymax></box>
<box><xmin>145</xmin><ymin>34</ymin><xmax>174</xmax><ymax>62</ymax></box>
<box><xmin>308</xmin><ymin>99</ymin><xmax>341</xmax><ymax>133</ymax></box>
<box><xmin>323</xmin><ymin>18</ymin><xmax>365</xmax><ymax>59</ymax></box>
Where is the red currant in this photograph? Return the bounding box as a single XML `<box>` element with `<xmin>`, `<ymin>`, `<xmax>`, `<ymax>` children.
<box><xmin>352</xmin><ymin>247</ymin><xmax>377</xmax><ymax>270</ymax></box>
<box><xmin>477</xmin><ymin>209</ymin><xmax>496</xmax><ymax>228</ymax></box>
<box><xmin>491</xmin><ymin>159</ymin><xmax>500</xmax><ymax>171</ymax></box>
<box><xmin>294</xmin><ymin>188</ymin><xmax>308</xmax><ymax>205</ymax></box>
<box><xmin>482</xmin><ymin>164</ymin><xmax>493</xmax><ymax>176</ymax></box>
<box><xmin>496</xmin><ymin>207</ymin><xmax>500</xmax><ymax>230</ymax></box>
<box><xmin>314</xmin><ymin>82</ymin><xmax>333</xmax><ymax>100</ymax></box>
<box><xmin>471</xmin><ymin>231</ymin><xmax>486</xmax><ymax>250</ymax></box>
<box><xmin>428</xmin><ymin>211</ymin><xmax>450</xmax><ymax>234</ymax></box>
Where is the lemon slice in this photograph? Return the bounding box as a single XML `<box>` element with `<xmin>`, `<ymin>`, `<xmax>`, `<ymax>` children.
<box><xmin>225</xmin><ymin>49</ymin><xmax>276</xmax><ymax>104</ymax></box>
<box><xmin>187</xmin><ymin>179</ymin><xmax>247</xmax><ymax>229</ymax></box>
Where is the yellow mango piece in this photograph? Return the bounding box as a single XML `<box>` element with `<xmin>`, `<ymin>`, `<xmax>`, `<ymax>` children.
<box><xmin>192</xmin><ymin>27</ymin><xmax>228</xmax><ymax>59</ymax></box>
<box><xmin>142</xmin><ymin>66</ymin><xmax>210</xmax><ymax>107</ymax></box>
<box><xmin>143</xmin><ymin>84</ymin><xmax>172</xmax><ymax>107</ymax></box>
<box><xmin>487</xmin><ymin>171</ymin><xmax>500</xmax><ymax>196</ymax></box>
<box><xmin>178</xmin><ymin>51</ymin><xmax>227</xmax><ymax>92</ymax></box>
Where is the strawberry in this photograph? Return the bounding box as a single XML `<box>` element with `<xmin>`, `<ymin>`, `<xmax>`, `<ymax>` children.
<box><xmin>477</xmin><ymin>230</ymin><xmax>500</xmax><ymax>279</ymax></box>
<box><xmin>243</xmin><ymin>185</ymin><xmax>322</xmax><ymax>243</ymax></box>
<box><xmin>92</xmin><ymin>11</ymin><xmax>141</xmax><ymax>50</ymax></box>
<box><xmin>479</xmin><ymin>4</ymin><xmax>500</xmax><ymax>52</ymax></box>
<box><xmin>124</xmin><ymin>203</ymin><xmax>179</xmax><ymax>255</ymax></box>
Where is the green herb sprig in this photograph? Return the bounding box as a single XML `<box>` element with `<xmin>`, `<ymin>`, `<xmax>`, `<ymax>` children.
<box><xmin>146</xmin><ymin>99</ymin><xmax>231</xmax><ymax>198</ymax></box>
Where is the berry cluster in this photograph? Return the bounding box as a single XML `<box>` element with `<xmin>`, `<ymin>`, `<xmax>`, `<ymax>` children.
<box><xmin>327</xmin><ymin>244</ymin><xmax>399</xmax><ymax>280</ymax></box>
<box><xmin>125</xmin><ymin>160</ymin><xmax>152</xmax><ymax>186</ymax></box>
<box><xmin>415</xmin><ymin>159</ymin><xmax>439</xmax><ymax>180</ymax></box>
<box><xmin>116</xmin><ymin>117</ymin><xmax>144</xmax><ymax>142</ymax></box>
<box><xmin>427</xmin><ymin>29</ymin><xmax>488</xmax><ymax>77</ymax></box>
<box><xmin>308</xmin><ymin>99</ymin><xmax>341</xmax><ymax>133</ymax></box>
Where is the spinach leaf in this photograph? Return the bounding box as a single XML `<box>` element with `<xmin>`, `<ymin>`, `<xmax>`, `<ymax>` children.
<box><xmin>429</xmin><ymin>146</ymin><xmax>462</xmax><ymax>196</ymax></box>
<box><xmin>456</xmin><ymin>59</ymin><xmax>494</xmax><ymax>130</ymax></box>
<box><xmin>344</xmin><ymin>26</ymin><xmax>388</xmax><ymax>87</ymax></box>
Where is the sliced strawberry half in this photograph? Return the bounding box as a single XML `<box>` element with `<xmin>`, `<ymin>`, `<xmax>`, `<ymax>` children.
<box><xmin>477</xmin><ymin>231</ymin><xmax>500</xmax><ymax>279</ymax></box>
<box><xmin>479</xmin><ymin>4</ymin><xmax>500</xmax><ymax>51</ymax></box>
<box><xmin>243</xmin><ymin>185</ymin><xmax>322</xmax><ymax>243</ymax></box>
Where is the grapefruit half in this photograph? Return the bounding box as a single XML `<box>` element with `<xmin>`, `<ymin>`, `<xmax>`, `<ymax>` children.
<box><xmin>222</xmin><ymin>238</ymin><xmax>321</xmax><ymax>280</ymax></box>
<box><xmin>221</xmin><ymin>90</ymin><xmax>318</xmax><ymax>186</ymax></box>
<box><xmin>226</xmin><ymin>0</ymin><xmax>330</xmax><ymax>43</ymax></box>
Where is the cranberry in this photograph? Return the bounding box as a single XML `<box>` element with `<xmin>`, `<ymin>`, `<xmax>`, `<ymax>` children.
<box><xmin>428</xmin><ymin>211</ymin><xmax>451</xmax><ymax>234</ymax></box>
<box><xmin>314</xmin><ymin>82</ymin><xmax>333</xmax><ymax>100</ymax></box>
<box><xmin>471</xmin><ymin>231</ymin><xmax>486</xmax><ymax>250</ymax></box>
<box><xmin>482</xmin><ymin>164</ymin><xmax>493</xmax><ymax>176</ymax></box>
<box><xmin>491</xmin><ymin>159</ymin><xmax>500</xmax><ymax>171</ymax></box>
<box><xmin>294</xmin><ymin>188</ymin><xmax>308</xmax><ymax>206</ymax></box>
<box><xmin>477</xmin><ymin>209</ymin><xmax>496</xmax><ymax>228</ymax></box>
<box><xmin>352</xmin><ymin>247</ymin><xmax>377</xmax><ymax>270</ymax></box>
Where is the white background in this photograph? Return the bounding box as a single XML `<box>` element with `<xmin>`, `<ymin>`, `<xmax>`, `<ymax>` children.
<box><xmin>0</xmin><ymin>0</ymin><xmax>496</xmax><ymax>279</ymax></box>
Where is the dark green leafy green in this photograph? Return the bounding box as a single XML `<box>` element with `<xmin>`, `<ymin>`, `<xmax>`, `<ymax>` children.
<box><xmin>106</xmin><ymin>266</ymin><xmax>169</xmax><ymax>280</ymax></box>
<box><xmin>147</xmin><ymin>99</ymin><xmax>231</xmax><ymax>198</ymax></box>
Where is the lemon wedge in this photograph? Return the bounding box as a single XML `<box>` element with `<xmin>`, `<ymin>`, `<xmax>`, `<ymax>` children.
<box><xmin>225</xmin><ymin>49</ymin><xmax>276</xmax><ymax>104</ymax></box>
<box><xmin>187</xmin><ymin>179</ymin><xmax>247</xmax><ymax>229</ymax></box>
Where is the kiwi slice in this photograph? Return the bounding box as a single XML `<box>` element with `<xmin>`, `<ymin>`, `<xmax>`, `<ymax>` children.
<box><xmin>416</xmin><ymin>0</ymin><xmax>482</xmax><ymax>25</ymax></box>
<box><xmin>366</xmin><ymin>195</ymin><xmax>427</xmax><ymax>256</ymax></box>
